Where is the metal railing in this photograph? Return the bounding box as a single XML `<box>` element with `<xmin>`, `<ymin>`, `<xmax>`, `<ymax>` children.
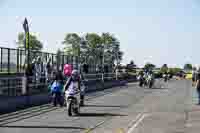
<box><xmin>0</xmin><ymin>47</ymin><xmax>79</xmax><ymax>74</ymax></box>
<box><xmin>0</xmin><ymin>73</ymin><xmax>116</xmax><ymax>97</ymax></box>
<box><xmin>0</xmin><ymin>47</ymin><xmax>114</xmax><ymax>74</ymax></box>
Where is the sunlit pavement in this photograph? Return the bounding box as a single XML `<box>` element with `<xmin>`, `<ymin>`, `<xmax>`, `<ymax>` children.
<box><xmin>0</xmin><ymin>79</ymin><xmax>199</xmax><ymax>133</ymax></box>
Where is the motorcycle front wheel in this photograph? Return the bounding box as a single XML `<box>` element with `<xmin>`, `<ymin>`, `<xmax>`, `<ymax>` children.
<box><xmin>149</xmin><ymin>81</ymin><xmax>153</xmax><ymax>88</ymax></box>
<box><xmin>74</xmin><ymin>107</ymin><xmax>79</xmax><ymax>115</ymax></box>
<box><xmin>67</xmin><ymin>100</ymin><xmax>72</xmax><ymax>116</ymax></box>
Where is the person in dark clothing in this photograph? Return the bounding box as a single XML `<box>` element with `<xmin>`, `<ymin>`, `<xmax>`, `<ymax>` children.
<box><xmin>51</xmin><ymin>71</ymin><xmax>64</xmax><ymax>107</ymax></box>
<box><xmin>196</xmin><ymin>68</ymin><xmax>200</xmax><ymax>105</ymax></box>
<box><xmin>55</xmin><ymin>70</ymin><xmax>65</xmax><ymax>84</ymax></box>
<box><xmin>83</xmin><ymin>64</ymin><xmax>89</xmax><ymax>74</ymax></box>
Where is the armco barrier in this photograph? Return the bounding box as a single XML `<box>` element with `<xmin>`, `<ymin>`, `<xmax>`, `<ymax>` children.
<box><xmin>0</xmin><ymin>79</ymin><xmax>127</xmax><ymax>114</ymax></box>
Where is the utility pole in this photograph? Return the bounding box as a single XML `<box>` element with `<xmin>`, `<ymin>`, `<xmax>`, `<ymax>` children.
<box><xmin>102</xmin><ymin>44</ymin><xmax>105</xmax><ymax>82</ymax></box>
<box><xmin>23</xmin><ymin>18</ymin><xmax>30</xmax><ymax>69</ymax></box>
<box><xmin>23</xmin><ymin>18</ymin><xmax>30</xmax><ymax>98</ymax></box>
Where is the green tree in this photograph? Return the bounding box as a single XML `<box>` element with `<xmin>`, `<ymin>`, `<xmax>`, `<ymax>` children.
<box><xmin>184</xmin><ymin>63</ymin><xmax>192</xmax><ymax>70</ymax></box>
<box><xmin>101</xmin><ymin>33</ymin><xmax>123</xmax><ymax>65</ymax></box>
<box><xmin>17</xmin><ymin>32</ymin><xmax>43</xmax><ymax>51</ymax></box>
<box><xmin>144</xmin><ymin>63</ymin><xmax>156</xmax><ymax>70</ymax></box>
<box><xmin>85</xmin><ymin>33</ymin><xmax>102</xmax><ymax>65</ymax></box>
<box><xmin>62</xmin><ymin>33</ymin><xmax>81</xmax><ymax>56</ymax></box>
<box><xmin>17</xmin><ymin>32</ymin><xmax>43</xmax><ymax>66</ymax></box>
<box><xmin>168</xmin><ymin>67</ymin><xmax>182</xmax><ymax>75</ymax></box>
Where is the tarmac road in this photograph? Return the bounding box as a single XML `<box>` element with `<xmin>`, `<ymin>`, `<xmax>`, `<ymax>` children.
<box><xmin>0</xmin><ymin>79</ymin><xmax>195</xmax><ymax>133</ymax></box>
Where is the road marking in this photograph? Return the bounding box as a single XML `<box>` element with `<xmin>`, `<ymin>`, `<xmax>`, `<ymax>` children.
<box><xmin>84</xmin><ymin>119</ymin><xmax>107</xmax><ymax>133</ymax></box>
<box><xmin>127</xmin><ymin>113</ymin><xmax>147</xmax><ymax>133</ymax></box>
<box><xmin>127</xmin><ymin>113</ymin><xmax>143</xmax><ymax>128</ymax></box>
<box><xmin>116</xmin><ymin>128</ymin><xmax>125</xmax><ymax>133</ymax></box>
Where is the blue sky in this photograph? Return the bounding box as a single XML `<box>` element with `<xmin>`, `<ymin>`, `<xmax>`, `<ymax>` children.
<box><xmin>0</xmin><ymin>0</ymin><xmax>199</xmax><ymax>67</ymax></box>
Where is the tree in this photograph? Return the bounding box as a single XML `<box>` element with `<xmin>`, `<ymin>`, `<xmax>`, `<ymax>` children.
<box><xmin>144</xmin><ymin>63</ymin><xmax>156</xmax><ymax>70</ymax></box>
<box><xmin>101</xmin><ymin>33</ymin><xmax>123</xmax><ymax>65</ymax></box>
<box><xmin>184</xmin><ymin>63</ymin><xmax>192</xmax><ymax>71</ymax></box>
<box><xmin>62</xmin><ymin>32</ymin><xmax>123</xmax><ymax>73</ymax></box>
<box><xmin>85</xmin><ymin>33</ymin><xmax>102</xmax><ymax>65</ymax></box>
<box><xmin>17</xmin><ymin>32</ymin><xmax>43</xmax><ymax>66</ymax></box>
<box><xmin>168</xmin><ymin>67</ymin><xmax>182</xmax><ymax>75</ymax></box>
<box><xmin>17</xmin><ymin>32</ymin><xmax>43</xmax><ymax>51</ymax></box>
<box><xmin>62</xmin><ymin>33</ymin><xmax>81</xmax><ymax>56</ymax></box>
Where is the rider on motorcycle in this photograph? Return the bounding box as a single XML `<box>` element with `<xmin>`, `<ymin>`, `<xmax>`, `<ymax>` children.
<box><xmin>138</xmin><ymin>71</ymin><xmax>144</xmax><ymax>79</ymax></box>
<box><xmin>163</xmin><ymin>71</ymin><xmax>168</xmax><ymax>81</ymax></box>
<box><xmin>64</xmin><ymin>70</ymin><xmax>85</xmax><ymax>106</ymax></box>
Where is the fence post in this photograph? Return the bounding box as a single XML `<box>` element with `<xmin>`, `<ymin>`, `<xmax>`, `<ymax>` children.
<box><xmin>62</xmin><ymin>54</ymin><xmax>64</xmax><ymax>70</ymax></box>
<box><xmin>0</xmin><ymin>48</ymin><xmax>2</xmax><ymax>72</ymax></box>
<box><xmin>8</xmin><ymin>48</ymin><xmax>10</xmax><ymax>74</ymax></box>
<box><xmin>116</xmin><ymin>69</ymin><xmax>118</xmax><ymax>80</ymax></box>
<box><xmin>17</xmin><ymin>49</ymin><xmax>19</xmax><ymax>73</ymax></box>
<box><xmin>102</xmin><ymin>73</ymin><xmax>104</xmax><ymax>82</ymax></box>
<box><xmin>22</xmin><ymin>76</ymin><xmax>27</xmax><ymax>95</ymax></box>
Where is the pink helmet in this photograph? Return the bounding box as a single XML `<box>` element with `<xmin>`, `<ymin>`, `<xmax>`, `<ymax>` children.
<box><xmin>63</xmin><ymin>64</ymin><xmax>73</xmax><ymax>76</ymax></box>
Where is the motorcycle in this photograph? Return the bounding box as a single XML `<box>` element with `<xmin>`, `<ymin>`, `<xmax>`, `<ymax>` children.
<box><xmin>146</xmin><ymin>74</ymin><xmax>154</xmax><ymax>88</ymax></box>
<box><xmin>138</xmin><ymin>75</ymin><xmax>145</xmax><ymax>87</ymax></box>
<box><xmin>163</xmin><ymin>74</ymin><xmax>168</xmax><ymax>82</ymax></box>
<box><xmin>65</xmin><ymin>90</ymin><xmax>81</xmax><ymax>116</ymax></box>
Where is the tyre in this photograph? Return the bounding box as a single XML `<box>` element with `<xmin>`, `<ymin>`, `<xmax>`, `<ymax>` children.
<box><xmin>149</xmin><ymin>81</ymin><xmax>153</xmax><ymax>88</ymax></box>
<box><xmin>80</xmin><ymin>95</ymin><xmax>84</xmax><ymax>106</ymax></box>
<box><xmin>139</xmin><ymin>81</ymin><xmax>143</xmax><ymax>87</ymax></box>
<box><xmin>67</xmin><ymin>100</ymin><xmax>72</xmax><ymax>116</ymax></box>
<box><xmin>74</xmin><ymin>107</ymin><xmax>79</xmax><ymax>115</ymax></box>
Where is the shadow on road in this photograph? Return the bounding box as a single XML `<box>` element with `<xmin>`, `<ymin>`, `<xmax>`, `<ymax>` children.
<box><xmin>0</xmin><ymin>125</ymin><xmax>85</xmax><ymax>130</ymax></box>
<box><xmin>79</xmin><ymin>112</ymin><xmax>127</xmax><ymax>117</ymax></box>
<box><xmin>84</xmin><ymin>104</ymin><xmax>127</xmax><ymax>108</ymax></box>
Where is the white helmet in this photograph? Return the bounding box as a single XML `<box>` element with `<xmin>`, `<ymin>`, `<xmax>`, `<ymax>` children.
<box><xmin>71</xmin><ymin>69</ymin><xmax>80</xmax><ymax>80</ymax></box>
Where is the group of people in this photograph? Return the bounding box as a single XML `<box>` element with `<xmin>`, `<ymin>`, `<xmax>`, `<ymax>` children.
<box><xmin>138</xmin><ymin>69</ymin><xmax>155</xmax><ymax>87</ymax></box>
<box><xmin>26</xmin><ymin>56</ymin><xmax>56</xmax><ymax>85</ymax></box>
<box><xmin>138</xmin><ymin>69</ymin><xmax>154</xmax><ymax>80</ymax></box>
<box><xmin>25</xmin><ymin>56</ymin><xmax>86</xmax><ymax>107</ymax></box>
<box><xmin>50</xmin><ymin>64</ymin><xmax>86</xmax><ymax>107</ymax></box>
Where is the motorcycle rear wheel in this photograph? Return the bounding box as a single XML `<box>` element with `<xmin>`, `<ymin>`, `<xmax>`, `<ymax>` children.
<box><xmin>149</xmin><ymin>82</ymin><xmax>153</xmax><ymax>88</ymax></box>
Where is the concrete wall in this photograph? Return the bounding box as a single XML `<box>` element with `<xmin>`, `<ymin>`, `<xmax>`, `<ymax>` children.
<box><xmin>0</xmin><ymin>79</ymin><xmax>128</xmax><ymax>114</ymax></box>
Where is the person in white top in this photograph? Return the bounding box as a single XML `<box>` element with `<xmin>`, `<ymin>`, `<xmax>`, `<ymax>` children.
<box><xmin>64</xmin><ymin>70</ymin><xmax>81</xmax><ymax>94</ymax></box>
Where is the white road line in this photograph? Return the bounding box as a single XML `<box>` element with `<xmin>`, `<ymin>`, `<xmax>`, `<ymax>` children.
<box><xmin>127</xmin><ymin>113</ymin><xmax>142</xmax><ymax>128</ymax></box>
<box><xmin>127</xmin><ymin>113</ymin><xmax>147</xmax><ymax>133</ymax></box>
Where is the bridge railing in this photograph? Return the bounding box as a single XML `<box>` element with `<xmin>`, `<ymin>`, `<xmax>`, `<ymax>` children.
<box><xmin>0</xmin><ymin>47</ymin><xmax>114</xmax><ymax>74</ymax></box>
<box><xmin>0</xmin><ymin>73</ymin><xmax>117</xmax><ymax>97</ymax></box>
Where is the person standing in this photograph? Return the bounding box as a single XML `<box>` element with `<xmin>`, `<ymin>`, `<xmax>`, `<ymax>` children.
<box><xmin>192</xmin><ymin>67</ymin><xmax>197</xmax><ymax>87</ymax></box>
<box><xmin>46</xmin><ymin>58</ymin><xmax>52</xmax><ymax>83</ymax></box>
<box><xmin>35</xmin><ymin>57</ymin><xmax>42</xmax><ymax>87</ymax></box>
<box><xmin>195</xmin><ymin>67</ymin><xmax>200</xmax><ymax>105</ymax></box>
